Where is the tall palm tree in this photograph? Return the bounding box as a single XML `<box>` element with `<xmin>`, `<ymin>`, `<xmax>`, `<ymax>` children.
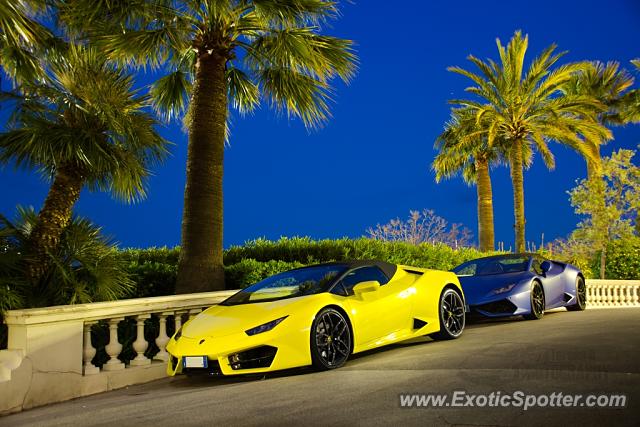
<box><xmin>448</xmin><ymin>31</ymin><xmax>612</xmax><ymax>252</ymax></box>
<box><xmin>433</xmin><ymin>108</ymin><xmax>534</xmax><ymax>252</ymax></box>
<box><xmin>433</xmin><ymin>108</ymin><xmax>502</xmax><ymax>252</ymax></box>
<box><xmin>564</xmin><ymin>61</ymin><xmax>635</xmax><ymax>278</ymax></box>
<box><xmin>59</xmin><ymin>0</ymin><xmax>357</xmax><ymax>293</ymax></box>
<box><xmin>0</xmin><ymin>45</ymin><xmax>169</xmax><ymax>284</ymax></box>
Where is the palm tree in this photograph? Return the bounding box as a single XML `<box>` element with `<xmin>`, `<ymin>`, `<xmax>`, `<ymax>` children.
<box><xmin>448</xmin><ymin>31</ymin><xmax>612</xmax><ymax>252</ymax></box>
<box><xmin>564</xmin><ymin>61</ymin><xmax>635</xmax><ymax>278</ymax></box>
<box><xmin>433</xmin><ymin>108</ymin><xmax>534</xmax><ymax>252</ymax></box>
<box><xmin>59</xmin><ymin>0</ymin><xmax>357</xmax><ymax>293</ymax></box>
<box><xmin>0</xmin><ymin>44</ymin><xmax>169</xmax><ymax>284</ymax></box>
<box><xmin>564</xmin><ymin>61</ymin><xmax>634</xmax><ymax>176</ymax></box>
<box><xmin>620</xmin><ymin>59</ymin><xmax>640</xmax><ymax>124</ymax></box>
<box><xmin>433</xmin><ymin>109</ymin><xmax>501</xmax><ymax>252</ymax></box>
<box><xmin>0</xmin><ymin>0</ymin><xmax>54</xmax><ymax>84</ymax></box>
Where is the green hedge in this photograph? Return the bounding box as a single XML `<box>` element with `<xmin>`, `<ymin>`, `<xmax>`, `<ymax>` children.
<box><xmin>116</xmin><ymin>236</ymin><xmax>640</xmax><ymax>299</ymax></box>
<box><xmin>599</xmin><ymin>237</ymin><xmax>640</xmax><ymax>280</ymax></box>
<box><xmin>119</xmin><ymin>237</ymin><xmax>491</xmax><ymax>298</ymax></box>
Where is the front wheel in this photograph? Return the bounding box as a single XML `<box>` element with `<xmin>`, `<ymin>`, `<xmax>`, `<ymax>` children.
<box><xmin>430</xmin><ymin>287</ymin><xmax>465</xmax><ymax>340</ymax></box>
<box><xmin>524</xmin><ymin>281</ymin><xmax>545</xmax><ymax>320</ymax></box>
<box><xmin>567</xmin><ymin>276</ymin><xmax>587</xmax><ymax>311</ymax></box>
<box><xmin>310</xmin><ymin>308</ymin><xmax>352</xmax><ymax>370</ymax></box>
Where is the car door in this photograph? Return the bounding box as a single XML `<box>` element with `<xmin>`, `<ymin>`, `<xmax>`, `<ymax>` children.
<box><xmin>335</xmin><ymin>266</ymin><xmax>413</xmax><ymax>348</ymax></box>
<box><xmin>532</xmin><ymin>256</ymin><xmax>565</xmax><ymax>308</ymax></box>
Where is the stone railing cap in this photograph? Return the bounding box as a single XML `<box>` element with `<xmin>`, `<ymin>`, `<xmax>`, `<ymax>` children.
<box><xmin>3</xmin><ymin>290</ymin><xmax>238</xmax><ymax>325</ymax></box>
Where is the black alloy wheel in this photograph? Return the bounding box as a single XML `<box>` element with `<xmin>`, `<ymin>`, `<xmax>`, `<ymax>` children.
<box><xmin>310</xmin><ymin>308</ymin><xmax>352</xmax><ymax>370</ymax></box>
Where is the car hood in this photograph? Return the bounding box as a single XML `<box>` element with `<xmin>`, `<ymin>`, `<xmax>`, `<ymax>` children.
<box><xmin>181</xmin><ymin>295</ymin><xmax>312</xmax><ymax>338</ymax></box>
<box><xmin>457</xmin><ymin>272</ymin><xmax>529</xmax><ymax>303</ymax></box>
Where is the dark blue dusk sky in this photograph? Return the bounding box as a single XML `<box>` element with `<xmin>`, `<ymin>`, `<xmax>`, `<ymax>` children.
<box><xmin>2</xmin><ymin>0</ymin><xmax>640</xmax><ymax>250</ymax></box>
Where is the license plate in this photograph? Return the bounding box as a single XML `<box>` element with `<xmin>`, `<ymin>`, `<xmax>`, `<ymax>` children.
<box><xmin>183</xmin><ymin>356</ymin><xmax>208</xmax><ymax>368</ymax></box>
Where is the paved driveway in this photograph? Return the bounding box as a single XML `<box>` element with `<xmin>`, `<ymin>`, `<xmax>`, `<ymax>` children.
<box><xmin>3</xmin><ymin>308</ymin><xmax>639</xmax><ymax>426</ymax></box>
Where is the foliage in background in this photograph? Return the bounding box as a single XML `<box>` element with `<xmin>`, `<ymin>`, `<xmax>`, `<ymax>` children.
<box><xmin>118</xmin><ymin>237</ymin><xmax>492</xmax><ymax>297</ymax></box>
<box><xmin>0</xmin><ymin>44</ymin><xmax>169</xmax><ymax>285</ymax></box>
<box><xmin>0</xmin><ymin>207</ymin><xmax>134</xmax><ymax>347</ymax></box>
<box><xmin>602</xmin><ymin>237</ymin><xmax>640</xmax><ymax>279</ymax></box>
<box><xmin>60</xmin><ymin>0</ymin><xmax>357</xmax><ymax>294</ymax></box>
<box><xmin>567</xmin><ymin>148</ymin><xmax>640</xmax><ymax>278</ymax></box>
<box><xmin>366</xmin><ymin>209</ymin><xmax>474</xmax><ymax>248</ymax></box>
<box><xmin>447</xmin><ymin>30</ymin><xmax>612</xmax><ymax>253</ymax></box>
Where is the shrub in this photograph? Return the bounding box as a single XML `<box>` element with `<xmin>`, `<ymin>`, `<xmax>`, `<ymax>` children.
<box><xmin>598</xmin><ymin>237</ymin><xmax>640</xmax><ymax>280</ymax></box>
<box><xmin>118</xmin><ymin>237</ymin><xmax>492</xmax><ymax>298</ymax></box>
<box><xmin>223</xmin><ymin>236</ymin><xmax>489</xmax><ymax>269</ymax></box>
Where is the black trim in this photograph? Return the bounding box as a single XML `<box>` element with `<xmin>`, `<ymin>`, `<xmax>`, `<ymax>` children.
<box><xmin>474</xmin><ymin>299</ymin><xmax>518</xmax><ymax>315</ymax></box>
<box><xmin>229</xmin><ymin>346</ymin><xmax>278</xmax><ymax>370</ymax></box>
<box><xmin>183</xmin><ymin>359</ymin><xmax>222</xmax><ymax>376</ymax></box>
<box><xmin>404</xmin><ymin>269</ymin><xmax>424</xmax><ymax>276</ymax></box>
<box><xmin>413</xmin><ymin>318</ymin><xmax>428</xmax><ymax>329</ymax></box>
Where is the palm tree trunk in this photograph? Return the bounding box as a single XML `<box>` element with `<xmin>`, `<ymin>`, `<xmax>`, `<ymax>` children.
<box><xmin>176</xmin><ymin>52</ymin><xmax>227</xmax><ymax>293</ymax></box>
<box><xmin>475</xmin><ymin>157</ymin><xmax>495</xmax><ymax>252</ymax></box>
<box><xmin>26</xmin><ymin>163</ymin><xmax>84</xmax><ymax>283</ymax></box>
<box><xmin>510</xmin><ymin>142</ymin><xmax>526</xmax><ymax>253</ymax></box>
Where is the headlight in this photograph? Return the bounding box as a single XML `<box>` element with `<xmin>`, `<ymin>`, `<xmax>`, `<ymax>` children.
<box><xmin>245</xmin><ymin>316</ymin><xmax>288</xmax><ymax>336</ymax></box>
<box><xmin>173</xmin><ymin>327</ymin><xmax>182</xmax><ymax>341</ymax></box>
<box><xmin>492</xmin><ymin>283</ymin><xmax>516</xmax><ymax>295</ymax></box>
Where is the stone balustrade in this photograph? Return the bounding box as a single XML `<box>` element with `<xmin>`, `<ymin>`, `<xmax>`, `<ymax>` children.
<box><xmin>0</xmin><ymin>279</ymin><xmax>638</xmax><ymax>415</ymax></box>
<box><xmin>0</xmin><ymin>290</ymin><xmax>235</xmax><ymax>415</ymax></box>
<box><xmin>586</xmin><ymin>279</ymin><xmax>640</xmax><ymax>308</ymax></box>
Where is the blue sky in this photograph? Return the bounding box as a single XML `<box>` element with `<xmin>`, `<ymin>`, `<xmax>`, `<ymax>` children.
<box><xmin>2</xmin><ymin>0</ymin><xmax>640</xmax><ymax>250</ymax></box>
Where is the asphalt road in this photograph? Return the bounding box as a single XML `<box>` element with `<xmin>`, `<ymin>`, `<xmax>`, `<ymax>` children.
<box><xmin>3</xmin><ymin>308</ymin><xmax>639</xmax><ymax>427</ymax></box>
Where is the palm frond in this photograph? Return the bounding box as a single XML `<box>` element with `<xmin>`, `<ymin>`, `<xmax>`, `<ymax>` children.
<box><xmin>150</xmin><ymin>69</ymin><xmax>193</xmax><ymax>121</ymax></box>
<box><xmin>258</xmin><ymin>67</ymin><xmax>332</xmax><ymax>128</ymax></box>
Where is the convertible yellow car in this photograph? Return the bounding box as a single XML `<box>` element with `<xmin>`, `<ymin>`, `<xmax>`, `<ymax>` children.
<box><xmin>167</xmin><ymin>260</ymin><xmax>465</xmax><ymax>376</ymax></box>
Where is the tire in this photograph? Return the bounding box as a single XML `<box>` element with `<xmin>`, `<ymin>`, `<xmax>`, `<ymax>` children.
<box><xmin>524</xmin><ymin>281</ymin><xmax>545</xmax><ymax>320</ymax></box>
<box><xmin>567</xmin><ymin>276</ymin><xmax>587</xmax><ymax>311</ymax></box>
<box><xmin>310</xmin><ymin>307</ymin><xmax>352</xmax><ymax>370</ymax></box>
<box><xmin>430</xmin><ymin>287</ymin><xmax>466</xmax><ymax>340</ymax></box>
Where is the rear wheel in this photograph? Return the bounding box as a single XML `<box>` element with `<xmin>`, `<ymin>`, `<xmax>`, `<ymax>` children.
<box><xmin>524</xmin><ymin>281</ymin><xmax>545</xmax><ymax>320</ymax></box>
<box><xmin>430</xmin><ymin>287</ymin><xmax>465</xmax><ymax>340</ymax></box>
<box><xmin>310</xmin><ymin>308</ymin><xmax>351</xmax><ymax>370</ymax></box>
<box><xmin>567</xmin><ymin>276</ymin><xmax>587</xmax><ymax>311</ymax></box>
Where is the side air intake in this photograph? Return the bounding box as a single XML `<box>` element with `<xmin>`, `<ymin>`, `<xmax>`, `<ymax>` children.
<box><xmin>413</xmin><ymin>318</ymin><xmax>428</xmax><ymax>329</ymax></box>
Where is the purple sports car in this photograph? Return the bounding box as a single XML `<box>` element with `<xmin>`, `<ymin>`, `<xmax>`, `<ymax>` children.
<box><xmin>452</xmin><ymin>254</ymin><xmax>586</xmax><ymax>320</ymax></box>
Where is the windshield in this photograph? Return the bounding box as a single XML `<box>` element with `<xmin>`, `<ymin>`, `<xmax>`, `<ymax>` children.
<box><xmin>452</xmin><ymin>255</ymin><xmax>530</xmax><ymax>276</ymax></box>
<box><xmin>221</xmin><ymin>264</ymin><xmax>347</xmax><ymax>305</ymax></box>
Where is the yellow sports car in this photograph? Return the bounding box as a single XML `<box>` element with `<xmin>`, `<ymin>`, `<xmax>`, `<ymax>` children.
<box><xmin>167</xmin><ymin>261</ymin><xmax>465</xmax><ymax>376</ymax></box>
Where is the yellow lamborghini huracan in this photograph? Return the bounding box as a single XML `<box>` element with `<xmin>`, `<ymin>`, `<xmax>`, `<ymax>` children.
<box><xmin>166</xmin><ymin>261</ymin><xmax>465</xmax><ymax>376</ymax></box>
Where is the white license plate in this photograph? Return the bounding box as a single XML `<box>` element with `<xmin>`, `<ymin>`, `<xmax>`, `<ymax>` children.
<box><xmin>183</xmin><ymin>356</ymin><xmax>208</xmax><ymax>368</ymax></box>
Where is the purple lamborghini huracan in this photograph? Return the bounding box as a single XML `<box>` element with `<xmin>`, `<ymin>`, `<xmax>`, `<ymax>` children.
<box><xmin>452</xmin><ymin>254</ymin><xmax>586</xmax><ymax>320</ymax></box>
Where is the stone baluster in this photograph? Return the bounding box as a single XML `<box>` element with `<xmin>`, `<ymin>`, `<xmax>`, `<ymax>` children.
<box><xmin>616</xmin><ymin>285</ymin><xmax>623</xmax><ymax>306</ymax></box>
<box><xmin>602</xmin><ymin>285</ymin><xmax>610</xmax><ymax>307</ymax></box>
<box><xmin>130</xmin><ymin>314</ymin><xmax>151</xmax><ymax>366</ymax></box>
<box><xmin>591</xmin><ymin>285</ymin><xmax>599</xmax><ymax>307</ymax></box>
<box><xmin>610</xmin><ymin>285</ymin><xmax>617</xmax><ymax>306</ymax></box>
<box><xmin>633</xmin><ymin>285</ymin><xmax>640</xmax><ymax>306</ymax></box>
<box><xmin>154</xmin><ymin>312</ymin><xmax>172</xmax><ymax>362</ymax></box>
<box><xmin>622</xmin><ymin>285</ymin><xmax>631</xmax><ymax>306</ymax></box>
<box><xmin>174</xmin><ymin>311</ymin><xmax>186</xmax><ymax>333</ymax></box>
<box><xmin>103</xmin><ymin>317</ymin><xmax>125</xmax><ymax>371</ymax></box>
<box><xmin>188</xmin><ymin>308</ymin><xmax>202</xmax><ymax>320</ymax></box>
<box><xmin>83</xmin><ymin>322</ymin><xmax>99</xmax><ymax>375</ymax></box>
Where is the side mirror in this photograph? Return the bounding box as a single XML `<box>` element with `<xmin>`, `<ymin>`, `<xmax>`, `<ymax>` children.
<box><xmin>352</xmin><ymin>280</ymin><xmax>381</xmax><ymax>295</ymax></box>
<box><xmin>540</xmin><ymin>260</ymin><xmax>552</xmax><ymax>274</ymax></box>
